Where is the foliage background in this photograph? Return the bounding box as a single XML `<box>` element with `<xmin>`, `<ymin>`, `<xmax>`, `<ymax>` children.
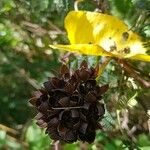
<box><xmin>0</xmin><ymin>0</ymin><xmax>150</xmax><ymax>149</ymax></box>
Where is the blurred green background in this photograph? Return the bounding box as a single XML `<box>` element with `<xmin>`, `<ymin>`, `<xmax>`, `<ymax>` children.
<box><xmin>0</xmin><ymin>0</ymin><xmax>150</xmax><ymax>149</ymax></box>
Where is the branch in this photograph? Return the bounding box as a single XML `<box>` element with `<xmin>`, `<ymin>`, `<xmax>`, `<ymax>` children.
<box><xmin>48</xmin><ymin>21</ymin><xmax>65</xmax><ymax>35</ymax></box>
<box><xmin>120</xmin><ymin>60</ymin><xmax>150</xmax><ymax>88</ymax></box>
<box><xmin>51</xmin><ymin>106</ymin><xmax>84</xmax><ymax>110</ymax></box>
<box><xmin>22</xmin><ymin>21</ymin><xmax>65</xmax><ymax>36</ymax></box>
<box><xmin>7</xmin><ymin>134</ymin><xmax>28</xmax><ymax>148</ymax></box>
<box><xmin>51</xmin><ymin>140</ymin><xmax>61</xmax><ymax>150</ymax></box>
<box><xmin>0</xmin><ymin>124</ymin><xmax>19</xmax><ymax>135</ymax></box>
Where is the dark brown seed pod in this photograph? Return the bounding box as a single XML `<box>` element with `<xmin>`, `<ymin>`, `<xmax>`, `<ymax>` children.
<box><xmin>30</xmin><ymin>61</ymin><xmax>108</xmax><ymax>143</ymax></box>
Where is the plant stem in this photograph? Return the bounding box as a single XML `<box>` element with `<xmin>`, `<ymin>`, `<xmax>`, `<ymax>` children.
<box><xmin>74</xmin><ymin>0</ymin><xmax>83</xmax><ymax>11</ymax></box>
<box><xmin>96</xmin><ymin>57</ymin><xmax>111</xmax><ymax>80</ymax></box>
<box><xmin>0</xmin><ymin>124</ymin><xmax>19</xmax><ymax>135</ymax></box>
<box><xmin>51</xmin><ymin>106</ymin><xmax>84</xmax><ymax>110</ymax></box>
<box><xmin>119</xmin><ymin>60</ymin><xmax>150</xmax><ymax>88</ymax></box>
<box><xmin>51</xmin><ymin>141</ymin><xmax>61</xmax><ymax>150</ymax></box>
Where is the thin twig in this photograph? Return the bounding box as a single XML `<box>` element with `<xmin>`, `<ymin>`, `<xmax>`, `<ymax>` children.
<box><xmin>51</xmin><ymin>140</ymin><xmax>61</xmax><ymax>150</ymax></box>
<box><xmin>74</xmin><ymin>0</ymin><xmax>83</xmax><ymax>11</ymax></box>
<box><xmin>48</xmin><ymin>21</ymin><xmax>65</xmax><ymax>34</ymax></box>
<box><xmin>0</xmin><ymin>124</ymin><xmax>19</xmax><ymax>135</ymax></box>
<box><xmin>119</xmin><ymin>60</ymin><xmax>150</xmax><ymax>88</ymax></box>
<box><xmin>51</xmin><ymin>106</ymin><xmax>84</xmax><ymax>110</ymax></box>
<box><xmin>22</xmin><ymin>21</ymin><xmax>65</xmax><ymax>36</ymax></box>
<box><xmin>147</xmin><ymin>118</ymin><xmax>150</xmax><ymax>134</ymax></box>
<box><xmin>121</xmin><ymin>110</ymin><xmax>137</xmax><ymax>142</ymax></box>
<box><xmin>6</xmin><ymin>134</ymin><xmax>28</xmax><ymax>148</ymax></box>
<box><xmin>22</xmin><ymin>21</ymin><xmax>47</xmax><ymax>36</ymax></box>
<box><xmin>125</xmin><ymin>62</ymin><xmax>150</xmax><ymax>80</ymax></box>
<box><xmin>116</xmin><ymin>110</ymin><xmax>123</xmax><ymax>134</ymax></box>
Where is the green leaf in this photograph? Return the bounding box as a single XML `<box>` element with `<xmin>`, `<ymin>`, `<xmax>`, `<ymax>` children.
<box><xmin>25</xmin><ymin>121</ymin><xmax>51</xmax><ymax>150</ymax></box>
<box><xmin>137</xmin><ymin>134</ymin><xmax>150</xmax><ymax>147</ymax></box>
<box><xmin>0</xmin><ymin>130</ymin><xmax>6</xmax><ymax>148</ymax></box>
<box><xmin>31</xmin><ymin>0</ymin><xmax>49</xmax><ymax>12</ymax></box>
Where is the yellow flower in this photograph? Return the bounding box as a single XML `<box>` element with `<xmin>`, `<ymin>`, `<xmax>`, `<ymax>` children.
<box><xmin>50</xmin><ymin>11</ymin><xmax>150</xmax><ymax>62</ymax></box>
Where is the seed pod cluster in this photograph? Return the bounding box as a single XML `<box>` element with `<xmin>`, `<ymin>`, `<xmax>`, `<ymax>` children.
<box><xmin>30</xmin><ymin>61</ymin><xmax>108</xmax><ymax>143</ymax></box>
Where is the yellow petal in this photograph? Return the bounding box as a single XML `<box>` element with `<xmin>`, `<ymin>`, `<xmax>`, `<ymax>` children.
<box><xmin>65</xmin><ymin>11</ymin><xmax>94</xmax><ymax>44</ymax></box>
<box><xmin>129</xmin><ymin>54</ymin><xmax>150</xmax><ymax>62</ymax></box>
<box><xmin>65</xmin><ymin>11</ymin><xmax>147</xmax><ymax>59</ymax></box>
<box><xmin>49</xmin><ymin>44</ymin><xmax>112</xmax><ymax>56</ymax></box>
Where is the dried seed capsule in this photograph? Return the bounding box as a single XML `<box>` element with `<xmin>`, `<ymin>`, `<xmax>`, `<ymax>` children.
<box><xmin>30</xmin><ymin>61</ymin><xmax>108</xmax><ymax>143</ymax></box>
